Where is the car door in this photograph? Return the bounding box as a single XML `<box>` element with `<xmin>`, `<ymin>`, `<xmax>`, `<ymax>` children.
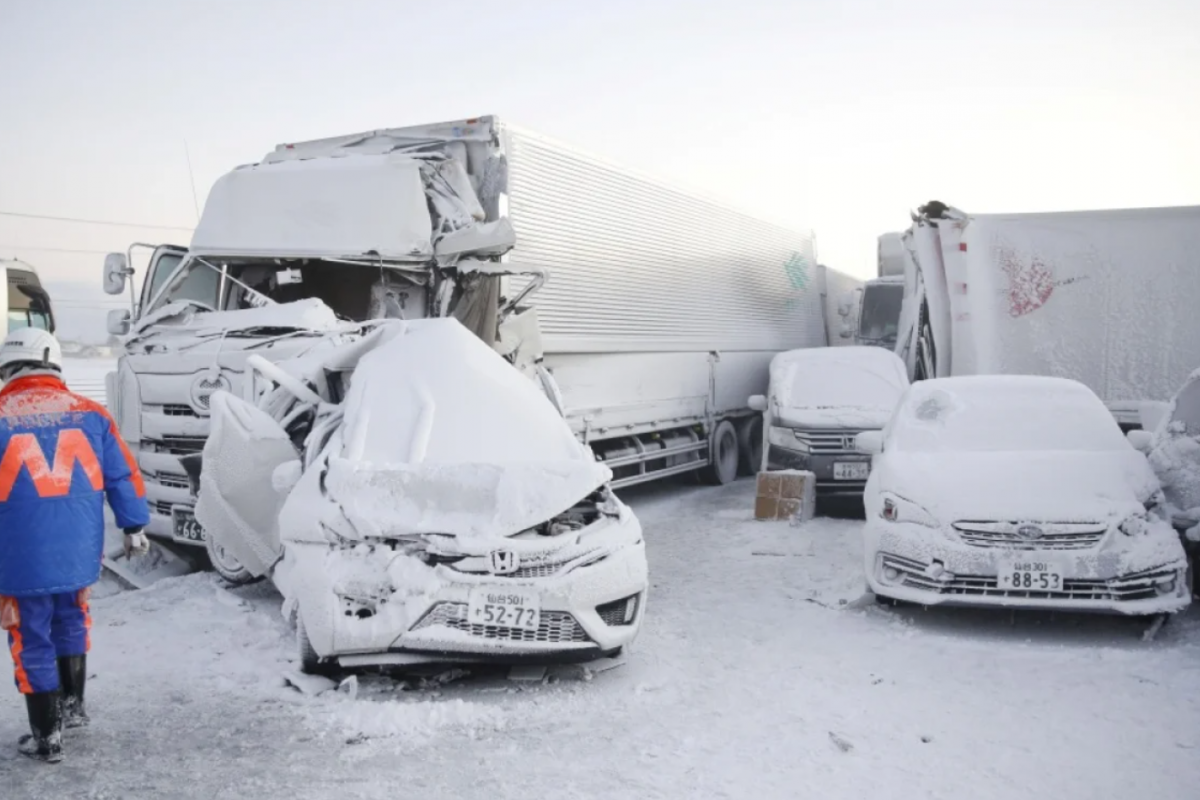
<box><xmin>193</xmin><ymin>391</ymin><xmax>295</xmax><ymax>577</ymax></box>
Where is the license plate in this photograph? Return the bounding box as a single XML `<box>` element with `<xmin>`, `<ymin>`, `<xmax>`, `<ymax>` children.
<box><xmin>466</xmin><ymin>588</ymin><xmax>541</xmax><ymax>631</ymax></box>
<box><xmin>832</xmin><ymin>461</ymin><xmax>869</xmax><ymax>480</ymax></box>
<box><xmin>172</xmin><ymin>509</ymin><xmax>206</xmax><ymax>543</ymax></box>
<box><xmin>997</xmin><ymin>559</ymin><xmax>1063</xmax><ymax>591</ymax></box>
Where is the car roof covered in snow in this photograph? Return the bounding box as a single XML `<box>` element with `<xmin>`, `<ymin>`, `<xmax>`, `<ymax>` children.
<box><xmin>889</xmin><ymin>375</ymin><xmax>1129</xmax><ymax>453</ymax></box>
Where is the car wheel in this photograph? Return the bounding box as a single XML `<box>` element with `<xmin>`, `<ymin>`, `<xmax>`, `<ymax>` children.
<box><xmin>205</xmin><ymin>534</ymin><xmax>259</xmax><ymax>586</ymax></box>
<box><xmin>736</xmin><ymin>416</ymin><xmax>764</xmax><ymax>477</ymax></box>
<box><xmin>703</xmin><ymin>420</ymin><xmax>740</xmax><ymax>485</ymax></box>
<box><xmin>297</xmin><ymin>617</ymin><xmax>335</xmax><ymax>677</ymax></box>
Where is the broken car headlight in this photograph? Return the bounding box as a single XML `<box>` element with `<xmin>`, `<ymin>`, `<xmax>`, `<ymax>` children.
<box><xmin>1118</xmin><ymin>513</ymin><xmax>1152</xmax><ymax>537</ymax></box>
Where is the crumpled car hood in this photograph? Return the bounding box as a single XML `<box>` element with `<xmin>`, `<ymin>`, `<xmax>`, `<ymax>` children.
<box><xmin>283</xmin><ymin>318</ymin><xmax>612</xmax><ymax>543</ymax></box>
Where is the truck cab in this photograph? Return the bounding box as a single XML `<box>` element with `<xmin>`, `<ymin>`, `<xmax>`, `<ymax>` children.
<box><xmin>2</xmin><ymin>259</ymin><xmax>55</xmax><ymax>334</ymax></box>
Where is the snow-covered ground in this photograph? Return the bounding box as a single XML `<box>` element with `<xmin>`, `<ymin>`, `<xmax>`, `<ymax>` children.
<box><xmin>3</xmin><ymin>480</ymin><xmax>1198</xmax><ymax>799</ymax></box>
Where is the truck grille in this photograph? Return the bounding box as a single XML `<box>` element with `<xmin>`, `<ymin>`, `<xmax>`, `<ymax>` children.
<box><xmin>411</xmin><ymin>602</ymin><xmax>592</xmax><ymax>644</ymax></box>
<box><xmin>147</xmin><ymin>437</ymin><xmax>207</xmax><ymax>456</ymax></box>
<box><xmin>952</xmin><ymin>522</ymin><xmax>1107</xmax><ymax>551</ymax></box>
<box><xmin>155</xmin><ymin>473</ymin><xmax>191</xmax><ymax>490</ymax></box>
<box><xmin>161</xmin><ymin>404</ymin><xmax>199</xmax><ymax>418</ymax></box>
<box><xmin>794</xmin><ymin>429</ymin><xmax>865</xmax><ymax>455</ymax></box>
<box><xmin>881</xmin><ymin>554</ymin><xmax>1174</xmax><ymax>603</ymax></box>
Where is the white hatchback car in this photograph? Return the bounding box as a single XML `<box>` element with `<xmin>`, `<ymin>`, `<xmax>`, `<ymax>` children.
<box><xmin>857</xmin><ymin>376</ymin><xmax>1190</xmax><ymax>615</ymax></box>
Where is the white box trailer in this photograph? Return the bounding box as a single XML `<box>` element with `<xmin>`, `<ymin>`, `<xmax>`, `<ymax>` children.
<box><xmin>895</xmin><ymin>202</ymin><xmax>1200</xmax><ymax>428</ymax></box>
<box><xmin>100</xmin><ymin>116</ymin><xmax>831</xmax><ymax>571</ymax></box>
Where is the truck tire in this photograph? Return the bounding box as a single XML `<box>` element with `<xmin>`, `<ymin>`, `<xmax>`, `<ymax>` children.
<box><xmin>702</xmin><ymin>420</ymin><xmax>740</xmax><ymax>485</ymax></box>
<box><xmin>205</xmin><ymin>533</ymin><xmax>259</xmax><ymax>586</ymax></box>
<box><xmin>736</xmin><ymin>416</ymin><xmax>763</xmax><ymax>477</ymax></box>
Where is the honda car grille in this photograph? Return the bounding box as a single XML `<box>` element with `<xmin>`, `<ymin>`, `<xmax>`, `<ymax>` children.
<box><xmin>952</xmin><ymin>522</ymin><xmax>1107</xmax><ymax>551</ymax></box>
<box><xmin>411</xmin><ymin>603</ymin><xmax>592</xmax><ymax>644</ymax></box>
<box><xmin>794</xmin><ymin>429</ymin><xmax>865</xmax><ymax>455</ymax></box>
<box><xmin>881</xmin><ymin>554</ymin><xmax>1175</xmax><ymax>602</ymax></box>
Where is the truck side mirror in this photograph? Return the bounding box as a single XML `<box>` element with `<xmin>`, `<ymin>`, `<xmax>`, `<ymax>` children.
<box><xmin>748</xmin><ymin>394</ymin><xmax>768</xmax><ymax>413</ymax></box>
<box><xmin>837</xmin><ymin>301</ymin><xmax>852</xmax><ymax>317</ymax></box>
<box><xmin>106</xmin><ymin>309</ymin><xmax>131</xmax><ymax>336</ymax></box>
<box><xmin>839</xmin><ymin>330</ymin><xmax>852</xmax><ymax>339</ymax></box>
<box><xmin>103</xmin><ymin>253</ymin><xmax>132</xmax><ymax>295</ymax></box>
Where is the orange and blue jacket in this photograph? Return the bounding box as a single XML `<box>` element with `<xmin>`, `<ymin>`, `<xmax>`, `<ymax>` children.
<box><xmin>0</xmin><ymin>375</ymin><xmax>149</xmax><ymax>597</ymax></box>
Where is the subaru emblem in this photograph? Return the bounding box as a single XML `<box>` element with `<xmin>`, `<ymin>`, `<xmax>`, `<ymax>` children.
<box><xmin>1016</xmin><ymin>524</ymin><xmax>1044</xmax><ymax>539</ymax></box>
<box><xmin>489</xmin><ymin>550</ymin><xmax>519</xmax><ymax>575</ymax></box>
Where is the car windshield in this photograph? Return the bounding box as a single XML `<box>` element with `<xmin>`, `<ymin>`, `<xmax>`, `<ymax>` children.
<box><xmin>889</xmin><ymin>380</ymin><xmax>1129</xmax><ymax>453</ymax></box>
<box><xmin>779</xmin><ymin>355</ymin><xmax>907</xmax><ymax>410</ymax></box>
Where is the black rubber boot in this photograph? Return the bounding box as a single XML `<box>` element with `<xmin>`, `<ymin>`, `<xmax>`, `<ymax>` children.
<box><xmin>17</xmin><ymin>690</ymin><xmax>64</xmax><ymax>763</ymax></box>
<box><xmin>58</xmin><ymin>655</ymin><xmax>89</xmax><ymax>729</ymax></box>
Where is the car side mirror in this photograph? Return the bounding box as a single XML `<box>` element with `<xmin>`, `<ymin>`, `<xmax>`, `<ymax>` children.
<box><xmin>1126</xmin><ymin>429</ymin><xmax>1153</xmax><ymax>453</ymax></box>
<box><xmin>855</xmin><ymin>431</ymin><xmax>884</xmax><ymax>455</ymax></box>
<box><xmin>103</xmin><ymin>252</ymin><xmax>132</xmax><ymax>296</ymax></box>
<box><xmin>748</xmin><ymin>394</ymin><xmax>768</xmax><ymax>413</ymax></box>
<box><xmin>106</xmin><ymin>309</ymin><xmax>131</xmax><ymax>336</ymax></box>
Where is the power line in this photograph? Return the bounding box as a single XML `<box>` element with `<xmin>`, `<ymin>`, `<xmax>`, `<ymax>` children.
<box><xmin>0</xmin><ymin>210</ymin><xmax>194</xmax><ymax>231</ymax></box>
<box><xmin>0</xmin><ymin>243</ymin><xmax>117</xmax><ymax>256</ymax></box>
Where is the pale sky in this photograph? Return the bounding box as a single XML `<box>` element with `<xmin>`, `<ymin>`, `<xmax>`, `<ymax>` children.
<box><xmin>1</xmin><ymin>0</ymin><xmax>1197</xmax><ymax>297</ymax></box>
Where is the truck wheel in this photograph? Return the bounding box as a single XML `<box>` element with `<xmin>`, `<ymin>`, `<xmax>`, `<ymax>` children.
<box><xmin>703</xmin><ymin>420</ymin><xmax>740</xmax><ymax>485</ymax></box>
<box><xmin>205</xmin><ymin>534</ymin><xmax>258</xmax><ymax>586</ymax></box>
<box><xmin>736</xmin><ymin>416</ymin><xmax>763</xmax><ymax>477</ymax></box>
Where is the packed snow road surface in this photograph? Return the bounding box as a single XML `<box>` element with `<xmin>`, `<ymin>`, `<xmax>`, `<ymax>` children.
<box><xmin>3</xmin><ymin>481</ymin><xmax>1198</xmax><ymax>799</ymax></box>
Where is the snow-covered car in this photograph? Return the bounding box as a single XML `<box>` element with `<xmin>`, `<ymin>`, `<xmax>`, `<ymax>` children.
<box><xmin>194</xmin><ymin>318</ymin><xmax>648</xmax><ymax>672</ymax></box>
<box><xmin>748</xmin><ymin>346</ymin><xmax>909</xmax><ymax>497</ymax></box>
<box><xmin>856</xmin><ymin>376</ymin><xmax>1190</xmax><ymax>615</ymax></box>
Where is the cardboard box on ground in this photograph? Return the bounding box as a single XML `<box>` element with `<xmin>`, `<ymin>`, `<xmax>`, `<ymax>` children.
<box><xmin>755</xmin><ymin>470</ymin><xmax>816</xmax><ymax>523</ymax></box>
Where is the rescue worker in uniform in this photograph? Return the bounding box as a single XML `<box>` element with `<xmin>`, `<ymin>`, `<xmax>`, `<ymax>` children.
<box><xmin>0</xmin><ymin>327</ymin><xmax>150</xmax><ymax>763</ymax></box>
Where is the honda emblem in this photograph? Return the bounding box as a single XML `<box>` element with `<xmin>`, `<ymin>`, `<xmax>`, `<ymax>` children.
<box><xmin>489</xmin><ymin>550</ymin><xmax>519</xmax><ymax>575</ymax></box>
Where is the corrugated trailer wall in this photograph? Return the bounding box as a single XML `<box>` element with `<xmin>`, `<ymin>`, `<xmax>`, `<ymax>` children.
<box><xmin>501</xmin><ymin>125</ymin><xmax>825</xmax><ymax>435</ymax></box>
<box><xmin>502</xmin><ymin>126</ymin><xmax>823</xmax><ymax>354</ymax></box>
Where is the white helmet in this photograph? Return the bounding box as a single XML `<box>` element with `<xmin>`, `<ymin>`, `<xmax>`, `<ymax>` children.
<box><xmin>0</xmin><ymin>327</ymin><xmax>63</xmax><ymax>380</ymax></box>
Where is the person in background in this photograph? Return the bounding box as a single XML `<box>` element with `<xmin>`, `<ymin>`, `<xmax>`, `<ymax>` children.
<box><xmin>0</xmin><ymin>328</ymin><xmax>150</xmax><ymax>763</ymax></box>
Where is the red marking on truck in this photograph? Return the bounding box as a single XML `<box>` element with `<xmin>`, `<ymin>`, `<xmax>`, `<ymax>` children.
<box><xmin>998</xmin><ymin>247</ymin><xmax>1057</xmax><ymax>317</ymax></box>
<box><xmin>958</xmin><ymin>242</ymin><xmax>968</xmax><ymax>252</ymax></box>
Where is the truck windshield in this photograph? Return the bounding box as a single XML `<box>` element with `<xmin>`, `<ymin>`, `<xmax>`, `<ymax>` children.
<box><xmin>859</xmin><ymin>283</ymin><xmax>903</xmax><ymax>344</ymax></box>
<box><xmin>7</xmin><ymin>278</ymin><xmax>55</xmax><ymax>333</ymax></box>
<box><xmin>150</xmin><ymin>259</ymin><xmax>425</xmax><ymax>322</ymax></box>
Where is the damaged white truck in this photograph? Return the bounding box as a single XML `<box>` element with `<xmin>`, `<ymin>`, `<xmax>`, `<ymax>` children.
<box><xmin>98</xmin><ymin>116</ymin><xmax>832</xmax><ymax>667</ymax></box>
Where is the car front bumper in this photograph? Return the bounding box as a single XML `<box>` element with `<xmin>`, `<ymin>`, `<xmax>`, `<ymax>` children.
<box><xmin>291</xmin><ymin>532</ymin><xmax>649</xmax><ymax>666</ymax></box>
<box><xmin>863</xmin><ymin>522</ymin><xmax>1191</xmax><ymax>615</ymax></box>
<box><xmin>766</xmin><ymin>445</ymin><xmax>870</xmax><ymax>497</ymax></box>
